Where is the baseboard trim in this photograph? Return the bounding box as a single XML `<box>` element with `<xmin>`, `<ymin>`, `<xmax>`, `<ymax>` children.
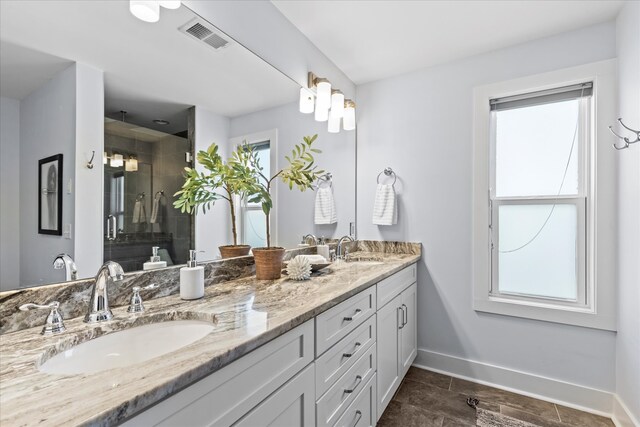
<box><xmin>414</xmin><ymin>348</ymin><xmax>614</xmax><ymax>417</ymax></box>
<box><xmin>612</xmin><ymin>395</ymin><xmax>639</xmax><ymax>427</ymax></box>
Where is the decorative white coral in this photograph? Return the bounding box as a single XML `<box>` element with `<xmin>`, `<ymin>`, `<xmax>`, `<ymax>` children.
<box><xmin>287</xmin><ymin>256</ymin><xmax>312</xmax><ymax>281</ymax></box>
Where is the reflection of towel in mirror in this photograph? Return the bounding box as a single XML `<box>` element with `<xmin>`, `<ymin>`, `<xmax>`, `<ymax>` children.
<box><xmin>372</xmin><ymin>184</ymin><xmax>397</xmax><ymax>225</ymax></box>
<box><xmin>132</xmin><ymin>200</ymin><xmax>146</xmax><ymax>224</ymax></box>
<box><xmin>314</xmin><ymin>187</ymin><xmax>337</xmax><ymax>224</ymax></box>
<box><xmin>150</xmin><ymin>198</ymin><xmax>162</xmax><ymax>224</ymax></box>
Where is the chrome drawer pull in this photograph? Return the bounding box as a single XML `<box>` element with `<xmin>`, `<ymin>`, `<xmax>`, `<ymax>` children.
<box><xmin>344</xmin><ymin>375</ymin><xmax>363</xmax><ymax>393</ymax></box>
<box><xmin>398</xmin><ymin>306</ymin><xmax>404</xmax><ymax>329</ymax></box>
<box><xmin>350</xmin><ymin>410</ymin><xmax>363</xmax><ymax>427</ymax></box>
<box><xmin>343</xmin><ymin>342</ymin><xmax>361</xmax><ymax>358</ymax></box>
<box><xmin>343</xmin><ymin>308</ymin><xmax>362</xmax><ymax>321</ymax></box>
<box><xmin>402</xmin><ymin>303</ymin><xmax>408</xmax><ymax>327</ymax></box>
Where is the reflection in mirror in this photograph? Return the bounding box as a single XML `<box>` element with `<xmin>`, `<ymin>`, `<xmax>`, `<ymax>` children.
<box><xmin>0</xmin><ymin>1</ymin><xmax>356</xmax><ymax>291</ymax></box>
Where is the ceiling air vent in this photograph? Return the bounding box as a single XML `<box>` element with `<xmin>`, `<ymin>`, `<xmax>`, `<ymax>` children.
<box><xmin>180</xmin><ymin>19</ymin><xmax>230</xmax><ymax>51</ymax></box>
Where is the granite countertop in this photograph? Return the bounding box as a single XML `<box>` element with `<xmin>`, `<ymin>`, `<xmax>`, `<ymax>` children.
<box><xmin>0</xmin><ymin>251</ymin><xmax>420</xmax><ymax>427</ymax></box>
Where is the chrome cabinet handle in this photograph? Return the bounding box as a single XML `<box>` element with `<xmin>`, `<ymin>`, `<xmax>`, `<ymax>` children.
<box><xmin>398</xmin><ymin>306</ymin><xmax>404</xmax><ymax>329</ymax></box>
<box><xmin>344</xmin><ymin>375</ymin><xmax>363</xmax><ymax>394</ymax></box>
<box><xmin>343</xmin><ymin>342</ymin><xmax>361</xmax><ymax>358</ymax></box>
<box><xmin>402</xmin><ymin>303</ymin><xmax>408</xmax><ymax>327</ymax></box>
<box><xmin>343</xmin><ymin>308</ymin><xmax>362</xmax><ymax>321</ymax></box>
<box><xmin>106</xmin><ymin>215</ymin><xmax>117</xmax><ymax>240</ymax></box>
<box><xmin>350</xmin><ymin>410</ymin><xmax>363</xmax><ymax>427</ymax></box>
<box><xmin>19</xmin><ymin>301</ymin><xmax>66</xmax><ymax>335</ymax></box>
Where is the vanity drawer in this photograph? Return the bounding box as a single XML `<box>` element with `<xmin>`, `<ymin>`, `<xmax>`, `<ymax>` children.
<box><xmin>316</xmin><ymin>287</ymin><xmax>376</xmax><ymax>356</ymax></box>
<box><xmin>316</xmin><ymin>345</ymin><xmax>376</xmax><ymax>427</ymax></box>
<box><xmin>377</xmin><ymin>264</ymin><xmax>416</xmax><ymax>309</ymax></box>
<box><xmin>333</xmin><ymin>373</ymin><xmax>377</xmax><ymax>427</ymax></box>
<box><xmin>316</xmin><ymin>314</ymin><xmax>376</xmax><ymax>397</ymax></box>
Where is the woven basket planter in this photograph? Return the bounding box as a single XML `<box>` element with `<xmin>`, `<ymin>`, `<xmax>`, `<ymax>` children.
<box><xmin>252</xmin><ymin>247</ymin><xmax>286</xmax><ymax>280</ymax></box>
<box><xmin>219</xmin><ymin>245</ymin><xmax>251</xmax><ymax>259</ymax></box>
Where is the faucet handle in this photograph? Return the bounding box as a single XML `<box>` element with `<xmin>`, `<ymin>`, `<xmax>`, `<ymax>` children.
<box><xmin>19</xmin><ymin>301</ymin><xmax>66</xmax><ymax>335</ymax></box>
<box><xmin>127</xmin><ymin>283</ymin><xmax>158</xmax><ymax>313</ymax></box>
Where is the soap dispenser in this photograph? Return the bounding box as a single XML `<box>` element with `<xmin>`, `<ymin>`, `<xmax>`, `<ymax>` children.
<box><xmin>180</xmin><ymin>250</ymin><xmax>204</xmax><ymax>300</ymax></box>
<box><xmin>143</xmin><ymin>246</ymin><xmax>167</xmax><ymax>270</ymax></box>
<box><xmin>317</xmin><ymin>236</ymin><xmax>330</xmax><ymax>261</ymax></box>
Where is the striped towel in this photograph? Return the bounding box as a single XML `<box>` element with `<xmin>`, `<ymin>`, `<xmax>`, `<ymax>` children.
<box><xmin>314</xmin><ymin>187</ymin><xmax>337</xmax><ymax>224</ymax></box>
<box><xmin>372</xmin><ymin>184</ymin><xmax>397</xmax><ymax>225</ymax></box>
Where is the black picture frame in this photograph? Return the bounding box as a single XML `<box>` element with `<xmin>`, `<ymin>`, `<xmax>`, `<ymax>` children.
<box><xmin>38</xmin><ymin>154</ymin><xmax>63</xmax><ymax>235</ymax></box>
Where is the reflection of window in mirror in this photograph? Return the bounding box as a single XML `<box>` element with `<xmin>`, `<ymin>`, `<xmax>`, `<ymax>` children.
<box><xmin>110</xmin><ymin>172</ymin><xmax>125</xmax><ymax>232</ymax></box>
<box><xmin>241</xmin><ymin>141</ymin><xmax>270</xmax><ymax>249</ymax></box>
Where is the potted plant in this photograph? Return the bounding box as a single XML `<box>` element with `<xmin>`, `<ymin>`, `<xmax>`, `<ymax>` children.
<box><xmin>174</xmin><ymin>143</ymin><xmax>260</xmax><ymax>259</ymax></box>
<box><xmin>244</xmin><ymin>134</ymin><xmax>324</xmax><ymax>279</ymax></box>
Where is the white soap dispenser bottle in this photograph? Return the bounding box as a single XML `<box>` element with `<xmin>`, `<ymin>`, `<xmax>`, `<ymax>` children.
<box><xmin>180</xmin><ymin>250</ymin><xmax>204</xmax><ymax>300</ymax></box>
<box><xmin>143</xmin><ymin>246</ymin><xmax>167</xmax><ymax>270</ymax></box>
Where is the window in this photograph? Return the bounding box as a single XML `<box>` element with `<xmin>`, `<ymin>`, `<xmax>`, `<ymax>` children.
<box><xmin>472</xmin><ymin>60</ymin><xmax>617</xmax><ymax>331</ymax></box>
<box><xmin>241</xmin><ymin>141</ymin><xmax>270</xmax><ymax>249</ymax></box>
<box><xmin>489</xmin><ymin>84</ymin><xmax>591</xmax><ymax>307</ymax></box>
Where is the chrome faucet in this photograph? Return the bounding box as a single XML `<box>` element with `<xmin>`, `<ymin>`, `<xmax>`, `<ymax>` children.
<box><xmin>337</xmin><ymin>235</ymin><xmax>355</xmax><ymax>259</ymax></box>
<box><xmin>53</xmin><ymin>253</ymin><xmax>77</xmax><ymax>281</ymax></box>
<box><xmin>85</xmin><ymin>261</ymin><xmax>124</xmax><ymax>323</ymax></box>
<box><xmin>302</xmin><ymin>234</ymin><xmax>318</xmax><ymax>245</ymax></box>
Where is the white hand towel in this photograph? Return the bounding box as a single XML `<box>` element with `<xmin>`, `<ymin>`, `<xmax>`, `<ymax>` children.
<box><xmin>372</xmin><ymin>184</ymin><xmax>397</xmax><ymax>225</ymax></box>
<box><xmin>314</xmin><ymin>187</ymin><xmax>337</xmax><ymax>225</ymax></box>
<box><xmin>132</xmin><ymin>200</ymin><xmax>146</xmax><ymax>224</ymax></box>
<box><xmin>297</xmin><ymin>254</ymin><xmax>328</xmax><ymax>264</ymax></box>
<box><xmin>150</xmin><ymin>198</ymin><xmax>162</xmax><ymax>224</ymax></box>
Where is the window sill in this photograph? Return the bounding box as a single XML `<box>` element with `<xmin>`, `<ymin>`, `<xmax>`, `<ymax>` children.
<box><xmin>473</xmin><ymin>297</ymin><xmax>616</xmax><ymax>331</ymax></box>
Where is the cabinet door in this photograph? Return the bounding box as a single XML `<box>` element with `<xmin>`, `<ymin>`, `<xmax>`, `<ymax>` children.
<box><xmin>400</xmin><ymin>283</ymin><xmax>417</xmax><ymax>376</ymax></box>
<box><xmin>234</xmin><ymin>363</ymin><xmax>315</xmax><ymax>427</ymax></box>
<box><xmin>376</xmin><ymin>293</ymin><xmax>402</xmax><ymax>420</ymax></box>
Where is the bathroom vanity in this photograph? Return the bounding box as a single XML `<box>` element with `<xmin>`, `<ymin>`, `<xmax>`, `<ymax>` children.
<box><xmin>0</xmin><ymin>243</ymin><xmax>419</xmax><ymax>426</ymax></box>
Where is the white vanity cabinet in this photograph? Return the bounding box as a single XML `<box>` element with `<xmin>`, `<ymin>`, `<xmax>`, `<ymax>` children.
<box><xmin>375</xmin><ymin>265</ymin><xmax>418</xmax><ymax>420</ymax></box>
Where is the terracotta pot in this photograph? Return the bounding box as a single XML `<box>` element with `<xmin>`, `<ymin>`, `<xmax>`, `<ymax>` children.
<box><xmin>219</xmin><ymin>245</ymin><xmax>251</xmax><ymax>259</ymax></box>
<box><xmin>253</xmin><ymin>247</ymin><xmax>286</xmax><ymax>280</ymax></box>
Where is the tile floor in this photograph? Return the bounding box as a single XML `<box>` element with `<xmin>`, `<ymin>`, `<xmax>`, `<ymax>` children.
<box><xmin>377</xmin><ymin>367</ymin><xmax>615</xmax><ymax>427</ymax></box>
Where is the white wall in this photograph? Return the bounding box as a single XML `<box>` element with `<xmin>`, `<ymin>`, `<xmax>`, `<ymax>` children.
<box><xmin>230</xmin><ymin>102</ymin><xmax>356</xmax><ymax>248</ymax></box>
<box><xmin>356</xmin><ymin>22</ymin><xmax>618</xmax><ymax>392</ymax></box>
<box><xmin>0</xmin><ymin>96</ymin><xmax>21</xmax><ymax>289</ymax></box>
<box><xmin>19</xmin><ymin>64</ymin><xmax>76</xmax><ymax>287</ymax></box>
<box><xmin>194</xmin><ymin>106</ymin><xmax>231</xmax><ymax>261</ymax></box>
<box><xmin>615</xmin><ymin>2</ymin><xmax>640</xmax><ymax>424</ymax></box>
<box><xmin>183</xmin><ymin>0</ymin><xmax>355</xmax><ymax>99</ymax></box>
<box><xmin>73</xmin><ymin>63</ymin><xmax>104</xmax><ymax>279</ymax></box>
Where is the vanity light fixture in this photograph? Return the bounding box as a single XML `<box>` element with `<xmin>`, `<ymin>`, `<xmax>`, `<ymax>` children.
<box><xmin>315</xmin><ymin>104</ymin><xmax>329</xmax><ymax>122</ymax></box>
<box><xmin>103</xmin><ymin>151</ymin><xmax>108</xmax><ymax>164</ymax></box>
<box><xmin>130</xmin><ymin>0</ymin><xmax>181</xmax><ymax>23</ymax></box>
<box><xmin>299</xmin><ymin>88</ymin><xmax>314</xmax><ymax>114</ymax></box>
<box><xmin>343</xmin><ymin>100</ymin><xmax>356</xmax><ymax>131</ymax></box>
<box><xmin>330</xmin><ymin>90</ymin><xmax>345</xmax><ymax>119</ymax></box>
<box><xmin>308</xmin><ymin>72</ymin><xmax>331</xmax><ymax>110</ymax></box>
<box><xmin>111</xmin><ymin>153</ymin><xmax>124</xmax><ymax>168</ymax></box>
<box><xmin>328</xmin><ymin>115</ymin><xmax>341</xmax><ymax>133</ymax></box>
<box><xmin>125</xmin><ymin>156</ymin><xmax>139</xmax><ymax>172</ymax></box>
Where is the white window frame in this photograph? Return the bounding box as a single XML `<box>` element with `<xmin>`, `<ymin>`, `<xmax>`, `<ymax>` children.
<box><xmin>472</xmin><ymin>60</ymin><xmax>617</xmax><ymax>331</ymax></box>
<box><xmin>229</xmin><ymin>129</ymin><xmax>278</xmax><ymax>248</ymax></box>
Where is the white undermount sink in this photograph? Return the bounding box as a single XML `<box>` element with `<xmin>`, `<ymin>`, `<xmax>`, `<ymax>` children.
<box><xmin>39</xmin><ymin>320</ymin><xmax>215</xmax><ymax>375</ymax></box>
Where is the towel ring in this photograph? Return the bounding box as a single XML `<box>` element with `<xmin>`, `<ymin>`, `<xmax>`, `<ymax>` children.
<box><xmin>377</xmin><ymin>167</ymin><xmax>397</xmax><ymax>186</ymax></box>
<box><xmin>316</xmin><ymin>172</ymin><xmax>332</xmax><ymax>189</ymax></box>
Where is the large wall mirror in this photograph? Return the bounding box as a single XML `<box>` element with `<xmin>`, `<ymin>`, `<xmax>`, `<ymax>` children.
<box><xmin>0</xmin><ymin>1</ymin><xmax>356</xmax><ymax>291</ymax></box>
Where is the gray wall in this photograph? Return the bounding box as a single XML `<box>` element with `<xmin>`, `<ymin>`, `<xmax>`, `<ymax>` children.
<box><xmin>356</xmin><ymin>22</ymin><xmax>617</xmax><ymax>392</ymax></box>
<box><xmin>615</xmin><ymin>1</ymin><xmax>640</xmax><ymax>422</ymax></box>
<box><xmin>0</xmin><ymin>96</ymin><xmax>21</xmax><ymax>289</ymax></box>
<box><xmin>19</xmin><ymin>64</ymin><xmax>76</xmax><ymax>287</ymax></box>
<box><xmin>230</xmin><ymin>101</ymin><xmax>356</xmax><ymax>248</ymax></box>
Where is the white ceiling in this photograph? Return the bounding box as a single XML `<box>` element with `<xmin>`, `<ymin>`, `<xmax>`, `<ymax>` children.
<box><xmin>0</xmin><ymin>1</ymin><xmax>299</xmax><ymax>133</ymax></box>
<box><xmin>272</xmin><ymin>0</ymin><xmax>624</xmax><ymax>85</ymax></box>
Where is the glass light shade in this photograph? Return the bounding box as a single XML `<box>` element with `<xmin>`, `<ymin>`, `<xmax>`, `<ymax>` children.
<box><xmin>159</xmin><ymin>1</ymin><xmax>181</xmax><ymax>9</ymax></box>
<box><xmin>130</xmin><ymin>0</ymin><xmax>160</xmax><ymax>23</ymax></box>
<box><xmin>315</xmin><ymin>105</ymin><xmax>329</xmax><ymax>122</ymax></box>
<box><xmin>110</xmin><ymin>153</ymin><xmax>124</xmax><ymax>167</ymax></box>
<box><xmin>328</xmin><ymin>116</ymin><xmax>341</xmax><ymax>133</ymax></box>
<box><xmin>330</xmin><ymin>91</ymin><xmax>345</xmax><ymax>119</ymax></box>
<box><xmin>299</xmin><ymin>88</ymin><xmax>314</xmax><ymax>114</ymax></box>
<box><xmin>316</xmin><ymin>79</ymin><xmax>331</xmax><ymax>109</ymax></box>
<box><xmin>125</xmin><ymin>157</ymin><xmax>139</xmax><ymax>172</ymax></box>
<box><xmin>343</xmin><ymin>101</ymin><xmax>356</xmax><ymax>130</ymax></box>
<box><xmin>103</xmin><ymin>152</ymin><xmax>108</xmax><ymax>164</ymax></box>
